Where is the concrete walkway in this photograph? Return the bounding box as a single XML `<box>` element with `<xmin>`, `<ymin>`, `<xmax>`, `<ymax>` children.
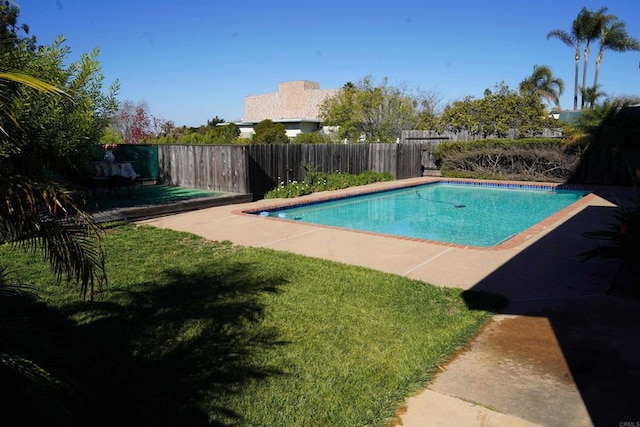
<box><xmin>139</xmin><ymin>177</ymin><xmax>640</xmax><ymax>426</ymax></box>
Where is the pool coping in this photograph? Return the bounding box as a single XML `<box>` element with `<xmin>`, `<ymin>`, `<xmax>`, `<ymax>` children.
<box><xmin>92</xmin><ymin>191</ymin><xmax>253</xmax><ymax>223</ymax></box>
<box><xmin>233</xmin><ymin>177</ymin><xmax>597</xmax><ymax>251</ymax></box>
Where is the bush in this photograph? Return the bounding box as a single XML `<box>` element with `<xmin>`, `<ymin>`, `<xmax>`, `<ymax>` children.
<box><xmin>434</xmin><ymin>138</ymin><xmax>579</xmax><ymax>182</ymax></box>
<box><xmin>265</xmin><ymin>169</ymin><xmax>394</xmax><ymax>198</ymax></box>
<box><xmin>253</xmin><ymin>120</ymin><xmax>289</xmax><ymax>144</ymax></box>
<box><xmin>291</xmin><ymin>132</ymin><xmax>334</xmax><ymax>144</ymax></box>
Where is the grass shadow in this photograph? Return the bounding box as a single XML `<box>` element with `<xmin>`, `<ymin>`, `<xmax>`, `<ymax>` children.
<box><xmin>2</xmin><ymin>262</ymin><xmax>288</xmax><ymax>426</ymax></box>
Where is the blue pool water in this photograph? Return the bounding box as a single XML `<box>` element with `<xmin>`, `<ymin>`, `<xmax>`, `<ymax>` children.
<box><xmin>257</xmin><ymin>183</ymin><xmax>589</xmax><ymax>247</ymax></box>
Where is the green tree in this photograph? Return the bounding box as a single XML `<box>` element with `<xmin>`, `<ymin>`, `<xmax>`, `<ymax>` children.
<box><xmin>0</xmin><ymin>0</ymin><xmax>35</xmax><ymax>54</ymax></box>
<box><xmin>179</xmin><ymin>115</ymin><xmax>226</xmax><ymax>135</ymax></box>
<box><xmin>206</xmin><ymin>115</ymin><xmax>225</xmax><ymax>127</ymax></box>
<box><xmin>99</xmin><ymin>126</ymin><xmax>123</xmax><ymax>145</ymax></box>
<box><xmin>518</xmin><ymin>65</ymin><xmax>565</xmax><ymax>109</ymax></box>
<box><xmin>593</xmin><ymin>17</ymin><xmax>640</xmax><ymax>89</ymax></box>
<box><xmin>253</xmin><ymin>119</ymin><xmax>288</xmax><ymax>144</ymax></box>
<box><xmin>319</xmin><ymin>76</ymin><xmax>419</xmax><ymax>143</ymax></box>
<box><xmin>206</xmin><ymin>122</ymin><xmax>240</xmax><ymax>144</ymax></box>
<box><xmin>0</xmin><ymin>2</ymin><xmax>106</xmax><ymax>299</ymax></box>
<box><xmin>3</xmin><ymin>35</ymin><xmax>118</xmax><ymax>181</ymax></box>
<box><xmin>0</xmin><ymin>6</ymin><xmax>108</xmax><ymax>423</ymax></box>
<box><xmin>148</xmin><ymin>122</ymin><xmax>241</xmax><ymax>145</ymax></box>
<box><xmin>319</xmin><ymin>81</ymin><xmax>359</xmax><ymax>142</ymax></box>
<box><xmin>440</xmin><ymin>82</ymin><xmax>554</xmax><ymax>138</ymax></box>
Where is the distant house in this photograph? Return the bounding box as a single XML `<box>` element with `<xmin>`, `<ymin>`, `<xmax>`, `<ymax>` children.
<box><xmin>237</xmin><ymin>81</ymin><xmax>340</xmax><ymax>138</ymax></box>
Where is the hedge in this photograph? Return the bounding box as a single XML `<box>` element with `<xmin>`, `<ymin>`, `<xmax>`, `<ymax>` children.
<box><xmin>433</xmin><ymin>138</ymin><xmax>580</xmax><ymax>182</ymax></box>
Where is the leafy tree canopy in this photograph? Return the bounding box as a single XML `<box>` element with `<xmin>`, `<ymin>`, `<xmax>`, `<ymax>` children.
<box><xmin>0</xmin><ymin>1</ymin><xmax>106</xmax><ymax>301</ymax></box>
<box><xmin>439</xmin><ymin>82</ymin><xmax>556</xmax><ymax>138</ymax></box>
<box><xmin>320</xmin><ymin>76</ymin><xmax>438</xmax><ymax>143</ymax></box>
<box><xmin>253</xmin><ymin>119</ymin><xmax>288</xmax><ymax>144</ymax></box>
<box><xmin>0</xmin><ymin>14</ymin><xmax>118</xmax><ymax>182</ymax></box>
<box><xmin>0</xmin><ymin>0</ymin><xmax>35</xmax><ymax>54</ymax></box>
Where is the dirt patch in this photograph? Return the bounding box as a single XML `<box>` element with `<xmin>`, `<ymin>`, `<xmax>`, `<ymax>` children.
<box><xmin>480</xmin><ymin>316</ymin><xmax>574</xmax><ymax>386</ymax></box>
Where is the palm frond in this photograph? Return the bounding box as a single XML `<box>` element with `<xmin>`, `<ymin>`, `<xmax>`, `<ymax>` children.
<box><xmin>0</xmin><ymin>173</ymin><xmax>106</xmax><ymax>300</ymax></box>
<box><xmin>0</xmin><ymin>72</ymin><xmax>66</xmax><ymax>96</ymax></box>
<box><xmin>546</xmin><ymin>29</ymin><xmax>575</xmax><ymax>47</ymax></box>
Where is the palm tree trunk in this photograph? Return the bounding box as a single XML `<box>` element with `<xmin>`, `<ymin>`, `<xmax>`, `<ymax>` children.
<box><xmin>581</xmin><ymin>44</ymin><xmax>590</xmax><ymax>109</ymax></box>
<box><xmin>593</xmin><ymin>49</ymin><xmax>603</xmax><ymax>88</ymax></box>
<box><xmin>573</xmin><ymin>49</ymin><xmax>580</xmax><ymax>110</ymax></box>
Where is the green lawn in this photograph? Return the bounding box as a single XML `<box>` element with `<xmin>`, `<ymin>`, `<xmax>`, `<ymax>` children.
<box><xmin>0</xmin><ymin>224</ymin><xmax>503</xmax><ymax>426</ymax></box>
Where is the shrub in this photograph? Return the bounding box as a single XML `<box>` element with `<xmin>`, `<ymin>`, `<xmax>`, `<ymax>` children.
<box><xmin>291</xmin><ymin>132</ymin><xmax>334</xmax><ymax>144</ymax></box>
<box><xmin>434</xmin><ymin>138</ymin><xmax>579</xmax><ymax>182</ymax></box>
<box><xmin>265</xmin><ymin>169</ymin><xmax>394</xmax><ymax>198</ymax></box>
<box><xmin>265</xmin><ymin>180</ymin><xmax>314</xmax><ymax>198</ymax></box>
<box><xmin>253</xmin><ymin>120</ymin><xmax>289</xmax><ymax>144</ymax></box>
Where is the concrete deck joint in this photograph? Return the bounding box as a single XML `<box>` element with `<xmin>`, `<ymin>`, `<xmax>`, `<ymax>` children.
<box><xmin>257</xmin><ymin>228</ymin><xmax>321</xmax><ymax>247</ymax></box>
<box><xmin>401</xmin><ymin>247</ymin><xmax>454</xmax><ymax>276</ymax></box>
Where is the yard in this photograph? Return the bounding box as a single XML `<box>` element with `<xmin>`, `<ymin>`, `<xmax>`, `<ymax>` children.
<box><xmin>0</xmin><ymin>224</ymin><xmax>503</xmax><ymax>426</ymax></box>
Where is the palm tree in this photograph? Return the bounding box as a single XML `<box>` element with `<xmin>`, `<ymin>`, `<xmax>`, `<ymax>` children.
<box><xmin>0</xmin><ymin>65</ymin><xmax>106</xmax><ymax>301</ymax></box>
<box><xmin>593</xmin><ymin>18</ymin><xmax>640</xmax><ymax>89</ymax></box>
<box><xmin>579</xmin><ymin>7</ymin><xmax>609</xmax><ymax>109</ymax></box>
<box><xmin>519</xmin><ymin>65</ymin><xmax>565</xmax><ymax>108</ymax></box>
<box><xmin>580</xmin><ymin>84</ymin><xmax>607</xmax><ymax>109</ymax></box>
<box><xmin>547</xmin><ymin>12</ymin><xmax>588</xmax><ymax>110</ymax></box>
<box><xmin>1</xmin><ymin>7</ymin><xmax>107</xmax><ymax>423</ymax></box>
<box><xmin>0</xmin><ymin>70</ymin><xmax>65</xmax><ymax>136</ymax></box>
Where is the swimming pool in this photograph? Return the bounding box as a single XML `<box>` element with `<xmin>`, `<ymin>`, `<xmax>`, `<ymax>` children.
<box><xmin>253</xmin><ymin>182</ymin><xmax>590</xmax><ymax>247</ymax></box>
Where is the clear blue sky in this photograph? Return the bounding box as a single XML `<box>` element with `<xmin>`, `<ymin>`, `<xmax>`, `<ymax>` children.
<box><xmin>20</xmin><ymin>0</ymin><xmax>640</xmax><ymax>127</ymax></box>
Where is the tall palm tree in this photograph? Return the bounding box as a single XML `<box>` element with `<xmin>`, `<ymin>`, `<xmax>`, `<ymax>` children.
<box><xmin>579</xmin><ymin>7</ymin><xmax>609</xmax><ymax>109</ymax></box>
<box><xmin>547</xmin><ymin>12</ymin><xmax>588</xmax><ymax>110</ymax></box>
<box><xmin>593</xmin><ymin>18</ymin><xmax>640</xmax><ymax>89</ymax></box>
<box><xmin>519</xmin><ymin>65</ymin><xmax>565</xmax><ymax>108</ymax></box>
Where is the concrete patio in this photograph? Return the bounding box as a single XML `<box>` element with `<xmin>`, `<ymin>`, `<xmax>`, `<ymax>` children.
<box><xmin>139</xmin><ymin>177</ymin><xmax>640</xmax><ymax>426</ymax></box>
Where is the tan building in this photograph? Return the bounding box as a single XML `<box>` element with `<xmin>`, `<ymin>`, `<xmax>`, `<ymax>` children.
<box><xmin>238</xmin><ymin>80</ymin><xmax>340</xmax><ymax>138</ymax></box>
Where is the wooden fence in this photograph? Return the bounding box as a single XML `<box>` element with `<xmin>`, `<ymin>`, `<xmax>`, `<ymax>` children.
<box><xmin>399</xmin><ymin>131</ymin><xmax>445</xmax><ymax>171</ymax></box>
<box><xmin>157</xmin><ymin>143</ymin><xmax>426</xmax><ymax>200</ymax></box>
<box><xmin>246</xmin><ymin>143</ymin><xmax>424</xmax><ymax>199</ymax></box>
<box><xmin>158</xmin><ymin>144</ymin><xmax>249</xmax><ymax>193</ymax></box>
